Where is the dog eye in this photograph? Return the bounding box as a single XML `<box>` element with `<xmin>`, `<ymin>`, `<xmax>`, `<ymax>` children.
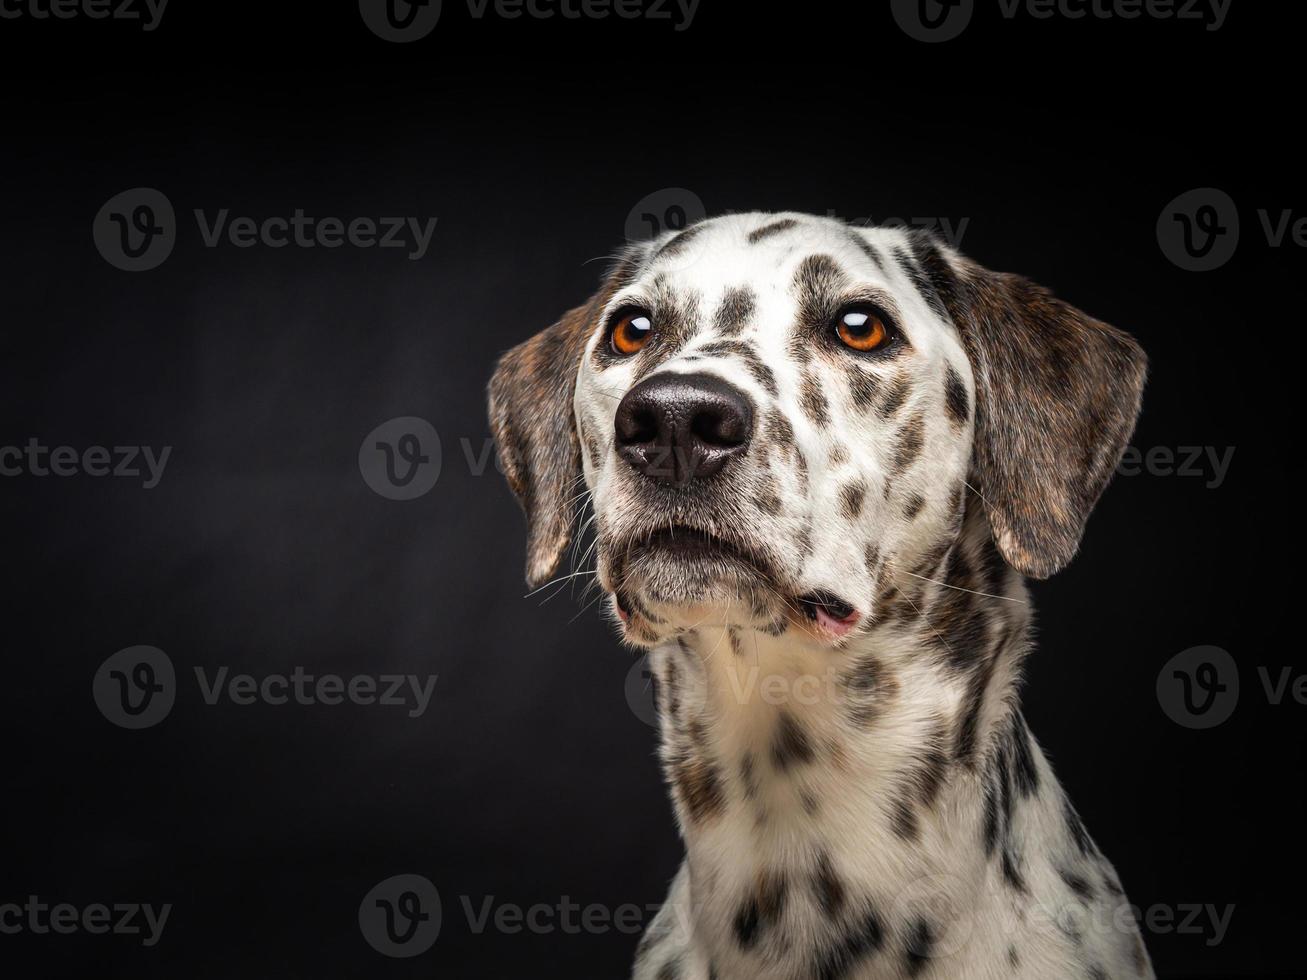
<box><xmin>834</xmin><ymin>306</ymin><xmax>894</xmax><ymax>353</ymax></box>
<box><xmin>610</xmin><ymin>310</ymin><xmax>654</xmax><ymax>356</ymax></box>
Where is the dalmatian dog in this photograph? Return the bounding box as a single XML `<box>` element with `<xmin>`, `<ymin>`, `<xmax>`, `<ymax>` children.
<box><xmin>488</xmin><ymin>212</ymin><xmax>1152</xmax><ymax>979</ymax></box>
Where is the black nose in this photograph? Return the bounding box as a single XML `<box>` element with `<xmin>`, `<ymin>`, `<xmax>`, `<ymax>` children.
<box><xmin>615</xmin><ymin>372</ymin><xmax>754</xmax><ymax>486</ymax></box>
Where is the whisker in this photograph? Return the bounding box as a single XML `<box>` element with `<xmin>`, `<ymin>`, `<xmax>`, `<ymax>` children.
<box><xmin>897</xmin><ymin>570</ymin><xmax>1026</xmax><ymax>604</ymax></box>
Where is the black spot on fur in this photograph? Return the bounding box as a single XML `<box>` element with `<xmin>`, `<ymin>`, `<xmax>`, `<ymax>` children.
<box><xmin>894</xmin><ymin>239</ymin><xmax>951</xmax><ymax>322</ymax></box>
<box><xmin>845</xmin><ymin>656</ymin><xmax>897</xmax><ymax>728</ymax></box>
<box><xmin>841</xmin><ymin>480</ymin><xmax>868</xmax><ymax>519</ymax></box>
<box><xmin>892</xmin><ymin>414</ymin><xmax>926</xmax><ymax>473</ymax></box>
<box><xmin>734</xmin><ymin>872</ymin><xmax>787</xmax><ymax>949</ymax></box>
<box><xmin>904</xmin><ymin>494</ymin><xmax>926</xmax><ymax>520</ymax></box>
<box><xmin>1009</xmin><ymin>714</ymin><xmax>1040</xmax><ymax>798</ymax></box>
<box><xmin>1059</xmin><ymin>867</ymin><xmax>1096</xmax><ymax>902</ymax></box>
<box><xmin>891</xmin><ymin>720</ymin><xmax>950</xmax><ymax>842</ymax></box>
<box><xmin>793</xmin><ymin>254</ymin><xmax>849</xmax><ymax>334</ymax></box>
<box><xmin>849</xmin><ymin>368</ymin><xmax>880</xmax><ymax>411</ymax></box>
<box><xmin>864</xmin><ymin>543</ymin><xmax>882</xmax><ymax>576</ymax></box>
<box><xmin>655</xmin><ymin>224</ymin><xmax>704</xmax><ymax>261</ymax></box>
<box><xmin>669</xmin><ymin>753</ymin><xmax>726</xmax><ymax>823</ymax></box>
<box><xmin>815</xmin><ymin>909</ymin><xmax>885</xmax><ymax>980</ymax></box>
<box><xmin>771</xmin><ymin>711</ymin><xmax>814</xmax><ymax>771</ymax></box>
<box><xmin>812</xmin><ymin>851</ymin><xmax>847</xmax><ymax>915</ymax></box>
<box><xmin>905</xmin><ymin>918</ymin><xmax>935</xmax><ymax>976</ymax></box>
<box><xmin>847</xmin><ymin>231</ymin><xmax>888</xmax><ymax>274</ymax></box>
<box><xmin>878</xmin><ymin>375</ymin><xmax>910</xmax><ymax>418</ymax></box>
<box><xmin>714</xmin><ymin>285</ymin><xmax>756</xmax><ymax>336</ymax></box>
<box><xmin>748</xmin><ymin>218</ymin><xmax>799</xmax><ymax>244</ymax></box>
<box><xmin>1001</xmin><ymin>846</ymin><xmax>1028</xmax><ymax>894</ymax></box>
<box><xmin>943</xmin><ymin>365</ymin><xmax>970</xmax><ymax>427</ymax></box>
<box><xmin>801</xmin><ymin>372</ymin><xmax>832</xmax><ymax>427</ymax></box>
<box><xmin>696</xmin><ymin>339</ymin><xmax>778</xmax><ymax>396</ymax></box>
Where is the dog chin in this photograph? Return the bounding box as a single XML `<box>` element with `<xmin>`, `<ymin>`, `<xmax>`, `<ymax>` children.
<box><xmin>623</xmin><ymin>552</ymin><xmax>769</xmax><ymax>609</ymax></box>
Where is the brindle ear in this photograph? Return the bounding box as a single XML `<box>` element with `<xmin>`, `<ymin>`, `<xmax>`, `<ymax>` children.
<box><xmin>488</xmin><ymin>302</ymin><xmax>594</xmax><ymax>589</ymax></box>
<box><xmin>488</xmin><ymin>248</ymin><xmax>646</xmax><ymax>588</ymax></box>
<box><xmin>910</xmin><ymin>236</ymin><xmax>1147</xmax><ymax>579</ymax></box>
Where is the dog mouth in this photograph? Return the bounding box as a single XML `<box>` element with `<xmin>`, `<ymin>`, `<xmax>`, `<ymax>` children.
<box><xmin>795</xmin><ymin>590</ymin><xmax>860</xmax><ymax>638</ymax></box>
<box><xmin>624</xmin><ymin>525</ymin><xmax>769</xmax><ymax>575</ymax></box>
<box><xmin>610</xmin><ymin>525</ymin><xmax>862</xmax><ymax>639</ymax></box>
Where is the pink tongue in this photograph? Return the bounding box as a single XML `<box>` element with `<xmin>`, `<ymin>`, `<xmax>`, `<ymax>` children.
<box><xmin>814</xmin><ymin>604</ymin><xmax>859</xmax><ymax>637</ymax></box>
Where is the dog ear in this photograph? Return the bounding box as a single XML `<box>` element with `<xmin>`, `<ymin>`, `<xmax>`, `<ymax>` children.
<box><xmin>488</xmin><ymin>249</ymin><xmax>645</xmax><ymax>588</ymax></box>
<box><xmin>488</xmin><ymin>302</ymin><xmax>593</xmax><ymax>590</ymax></box>
<box><xmin>907</xmin><ymin>234</ymin><xmax>1147</xmax><ymax>579</ymax></box>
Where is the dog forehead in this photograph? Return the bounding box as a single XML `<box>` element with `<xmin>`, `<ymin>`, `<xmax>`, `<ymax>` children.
<box><xmin>645</xmin><ymin>212</ymin><xmax>887</xmax><ymax>295</ymax></box>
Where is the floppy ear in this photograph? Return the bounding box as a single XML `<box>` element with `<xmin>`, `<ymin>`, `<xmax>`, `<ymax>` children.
<box><xmin>488</xmin><ymin>302</ymin><xmax>594</xmax><ymax>590</ymax></box>
<box><xmin>909</xmin><ymin>236</ymin><xmax>1147</xmax><ymax>579</ymax></box>
<box><xmin>488</xmin><ymin>249</ymin><xmax>646</xmax><ymax>588</ymax></box>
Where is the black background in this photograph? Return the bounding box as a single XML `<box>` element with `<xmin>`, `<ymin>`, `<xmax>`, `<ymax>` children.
<box><xmin>1</xmin><ymin>1</ymin><xmax>1301</xmax><ymax>977</ymax></box>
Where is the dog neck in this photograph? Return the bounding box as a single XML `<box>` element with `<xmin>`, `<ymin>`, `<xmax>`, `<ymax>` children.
<box><xmin>646</xmin><ymin>505</ymin><xmax>1038</xmax><ymax>921</ymax></box>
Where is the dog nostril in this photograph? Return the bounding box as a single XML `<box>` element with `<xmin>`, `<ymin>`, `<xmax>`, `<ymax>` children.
<box><xmin>614</xmin><ymin>371</ymin><xmax>755</xmax><ymax>485</ymax></box>
<box><xmin>618</xmin><ymin>405</ymin><xmax>659</xmax><ymax>447</ymax></box>
<box><xmin>691</xmin><ymin>407</ymin><xmax>748</xmax><ymax>448</ymax></box>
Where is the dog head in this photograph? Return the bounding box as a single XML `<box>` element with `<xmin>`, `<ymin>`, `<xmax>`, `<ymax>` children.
<box><xmin>489</xmin><ymin>213</ymin><xmax>1145</xmax><ymax>646</ymax></box>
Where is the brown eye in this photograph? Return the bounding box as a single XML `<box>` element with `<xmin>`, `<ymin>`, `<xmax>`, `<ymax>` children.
<box><xmin>610</xmin><ymin>311</ymin><xmax>653</xmax><ymax>356</ymax></box>
<box><xmin>835</xmin><ymin>307</ymin><xmax>892</xmax><ymax>352</ymax></box>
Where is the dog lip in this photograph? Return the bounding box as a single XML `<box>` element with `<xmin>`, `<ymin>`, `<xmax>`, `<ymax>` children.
<box><xmin>797</xmin><ymin>591</ymin><xmax>860</xmax><ymax>637</ymax></box>
<box><xmin>628</xmin><ymin>526</ymin><xmax>756</xmax><ymax>561</ymax></box>
<box><xmin>620</xmin><ymin>524</ymin><xmax>779</xmax><ymax>587</ymax></box>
